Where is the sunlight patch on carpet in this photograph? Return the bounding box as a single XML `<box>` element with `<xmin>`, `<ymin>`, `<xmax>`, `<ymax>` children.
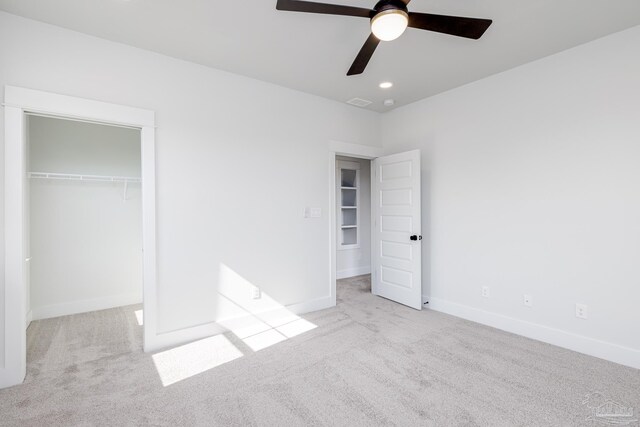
<box><xmin>152</xmin><ymin>335</ymin><xmax>243</xmax><ymax>386</ymax></box>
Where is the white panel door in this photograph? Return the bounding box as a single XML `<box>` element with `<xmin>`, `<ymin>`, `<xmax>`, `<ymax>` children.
<box><xmin>372</xmin><ymin>150</ymin><xmax>422</xmax><ymax>310</ymax></box>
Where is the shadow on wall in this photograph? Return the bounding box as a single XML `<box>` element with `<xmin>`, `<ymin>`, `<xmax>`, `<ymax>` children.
<box><xmin>147</xmin><ymin>264</ymin><xmax>317</xmax><ymax>387</ymax></box>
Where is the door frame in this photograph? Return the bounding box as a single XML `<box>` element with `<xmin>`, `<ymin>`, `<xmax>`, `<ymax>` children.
<box><xmin>1</xmin><ymin>86</ymin><xmax>157</xmax><ymax>388</ymax></box>
<box><xmin>328</xmin><ymin>141</ymin><xmax>384</xmax><ymax>306</ymax></box>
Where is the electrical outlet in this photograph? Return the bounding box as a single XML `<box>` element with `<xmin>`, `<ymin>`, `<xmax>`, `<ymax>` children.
<box><xmin>481</xmin><ymin>286</ymin><xmax>490</xmax><ymax>298</ymax></box>
<box><xmin>523</xmin><ymin>294</ymin><xmax>533</xmax><ymax>307</ymax></box>
<box><xmin>252</xmin><ymin>288</ymin><xmax>261</xmax><ymax>300</ymax></box>
<box><xmin>575</xmin><ymin>303</ymin><xmax>588</xmax><ymax>319</ymax></box>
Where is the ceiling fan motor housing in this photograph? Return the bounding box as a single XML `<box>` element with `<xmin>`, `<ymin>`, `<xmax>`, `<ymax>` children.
<box><xmin>373</xmin><ymin>0</ymin><xmax>408</xmax><ymax>17</ymax></box>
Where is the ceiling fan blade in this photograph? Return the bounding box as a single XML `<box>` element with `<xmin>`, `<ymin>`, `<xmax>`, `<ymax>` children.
<box><xmin>276</xmin><ymin>0</ymin><xmax>373</xmax><ymax>18</ymax></box>
<box><xmin>408</xmin><ymin>13</ymin><xmax>492</xmax><ymax>39</ymax></box>
<box><xmin>347</xmin><ymin>33</ymin><xmax>380</xmax><ymax>76</ymax></box>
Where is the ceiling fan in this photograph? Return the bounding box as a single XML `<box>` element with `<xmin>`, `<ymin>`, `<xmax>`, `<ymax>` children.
<box><xmin>276</xmin><ymin>0</ymin><xmax>492</xmax><ymax>76</ymax></box>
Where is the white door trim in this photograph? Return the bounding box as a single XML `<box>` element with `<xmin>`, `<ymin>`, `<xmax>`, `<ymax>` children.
<box><xmin>328</xmin><ymin>141</ymin><xmax>384</xmax><ymax>307</ymax></box>
<box><xmin>1</xmin><ymin>86</ymin><xmax>157</xmax><ymax>389</ymax></box>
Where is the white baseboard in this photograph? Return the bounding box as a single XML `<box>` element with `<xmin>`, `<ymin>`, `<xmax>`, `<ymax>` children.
<box><xmin>145</xmin><ymin>295</ymin><xmax>335</xmax><ymax>353</ymax></box>
<box><xmin>147</xmin><ymin>321</ymin><xmax>227</xmax><ymax>353</ymax></box>
<box><xmin>428</xmin><ymin>297</ymin><xmax>640</xmax><ymax>370</ymax></box>
<box><xmin>336</xmin><ymin>266</ymin><xmax>371</xmax><ymax>280</ymax></box>
<box><xmin>286</xmin><ymin>295</ymin><xmax>334</xmax><ymax>315</ymax></box>
<box><xmin>32</xmin><ymin>293</ymin><xmax>142</xmax><ymax>321</ymax></box>
<box><xmin>0</xmin><ymin>366</ymin><xmax>25</xmax><ymax>390</ymax></box>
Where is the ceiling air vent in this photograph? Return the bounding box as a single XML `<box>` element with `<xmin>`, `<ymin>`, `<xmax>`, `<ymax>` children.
<box><xmin>346</xmin><ymin>98</ymin><xmax>372</xmax><ymax>108</ymax></box>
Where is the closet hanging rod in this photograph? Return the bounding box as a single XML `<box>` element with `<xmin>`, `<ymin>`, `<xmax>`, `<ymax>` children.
<box><xmin>28</xmin><ymin>172</ymin><xmax>142</xmax><ymax>183</ymax></box>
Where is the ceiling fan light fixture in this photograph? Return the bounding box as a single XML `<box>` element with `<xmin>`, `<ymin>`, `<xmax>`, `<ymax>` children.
<box><xmin>275</xmin><ymin>0</ymin><xmax>493</xmax><ymax>76</ymax></box>
<box><xmin>371</xmin><ymin>9</ymin><xmax>408</xmax><ymax>41</ymax></box>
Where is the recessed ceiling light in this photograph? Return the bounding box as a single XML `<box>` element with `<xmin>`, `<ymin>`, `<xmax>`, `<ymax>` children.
<box><xmin>383</xmin><ymin>99</ymin><xmax>395</xmax><ymax>107</ymax></box>
<box><xmin>379</xmin><ymin>82</ymin><xmax>393</xmax><ymax>89</ymax></box>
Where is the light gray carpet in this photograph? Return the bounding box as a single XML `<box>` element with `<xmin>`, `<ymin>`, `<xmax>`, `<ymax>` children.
<box><xmin>0</xmin><ymin>275</ymin><xmax>638</xmax><ymax>426</ymax></box>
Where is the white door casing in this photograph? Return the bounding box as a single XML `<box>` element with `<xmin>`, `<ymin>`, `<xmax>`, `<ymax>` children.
<box><xmin>372</xmin><ymin>149</ymin><xmax>422</xmax><ymax>310</ymax></box>
<box><xmin>1</xmin><ymin>86</ymin><xmax>156</xmax><ymax>389</ymax></box>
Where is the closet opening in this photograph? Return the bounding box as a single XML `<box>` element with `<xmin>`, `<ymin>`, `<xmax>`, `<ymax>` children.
<box><xmin>2</xmin><ymin>86</ymin><xmax>156</xmax><ymax>389</ymax></box>
<box><xmin>334</xmin><ymin>155</ymin><xmax>373</xmax><ymax>304</ymax></box>
<box><xmin>25</xmin><ymin>114</ymin><xmax>144</xmax><ymax>352</ymax></box>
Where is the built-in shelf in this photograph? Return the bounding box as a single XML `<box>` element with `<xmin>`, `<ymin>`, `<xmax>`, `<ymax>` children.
<box><xmin>341</xmin><ymin>188</ymin><xmax>357</xmax><ymax>207</ymax></box>
<box><xmin>341</xmin><ymin>169</ymin><xmax>357</xmax><ymax>187</ymax></box>
<box><xmin>341</xmin><ymin>208</ymin><xmax>357</xmax><ymax>227</ymax></box>
<box><xmin>342</xmin><ymin>227</ymin><xmax>357</xmax><ymax>245</ymax></box>
<box><xmin>337</xmin><ymin>161</ymin><xmax>360</xmax><ymax>249</ymax></box>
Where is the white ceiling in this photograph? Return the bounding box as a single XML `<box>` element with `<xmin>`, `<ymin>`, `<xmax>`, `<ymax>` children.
<box><xmin>1</xmin><ymin>0</ymin><xmax>639</xmax><ymax>112</ymax></box>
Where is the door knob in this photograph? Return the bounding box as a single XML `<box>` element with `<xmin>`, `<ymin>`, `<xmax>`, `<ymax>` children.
<box><xmin>410</xmin><ymin>235</ymin><xmax>422</xmax><ymax>241</ymax></box>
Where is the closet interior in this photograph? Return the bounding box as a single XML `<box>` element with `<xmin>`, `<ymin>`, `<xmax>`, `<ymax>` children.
<box><xmin>26</xmin><ymin>115</ymin><xmax>143</xmax><ymax>326</ymax></box>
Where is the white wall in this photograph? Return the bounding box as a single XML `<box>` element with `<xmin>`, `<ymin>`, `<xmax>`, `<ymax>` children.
<box><xmin>29</xmin><ymin>116</ymin><xmax>141</xmax><ymax>176</ymax></box>
<box><xmin>381</xmin><ymin>25</ymin><xmax>640</xmax><ymax>367</ymax></box>
<box><xmin>0</xmin><ymin>10</ymin><xmax>381</xmax><ymax>360</ymax></box>
<box><xmin>28</xmin><ymin>116</ymin><xmax>142</xmax><ymax>320</ymax></box>
<box><xmin>4</xmin><ymin>10</ymin><xmax>636</xmax><ymax>371</ymax></box>
<box><xmin>336</xmin><ymin>156</ymin><xmax>371</xmax><ymax>279</ymax></box>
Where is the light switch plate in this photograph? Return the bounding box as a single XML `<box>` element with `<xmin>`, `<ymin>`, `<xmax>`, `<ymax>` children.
<box><xmin>303</xmin><ymin>207</ymin><xmax>322</xmax><ymax>218</ymax></box>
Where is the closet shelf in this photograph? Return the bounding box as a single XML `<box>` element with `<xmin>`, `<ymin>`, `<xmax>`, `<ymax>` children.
<box><xmin>29</xmin><ymin>172</ymin><xmax>141</xmax><ymax>201</ymax></box>
<box><xmin>29</xmin><ymin>172</ymin><xmax>142</xmax><ymax>183</ymax></box>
